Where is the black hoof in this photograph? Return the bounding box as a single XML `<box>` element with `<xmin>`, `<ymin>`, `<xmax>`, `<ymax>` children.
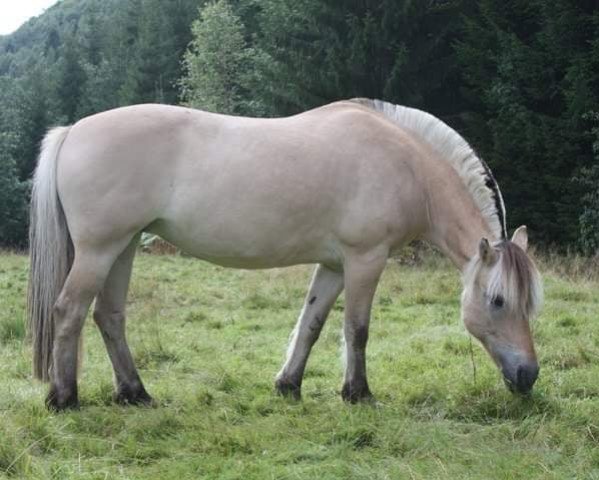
<box><xmin>275</xmin><ymin>378</ymin><xmax>302</xmax><ymax>400</ymax></box>
<box><xmin>46</xmin><ymin>385</ymin><xmax>79</xmax><ymax>411</ymax></box>
<box><xmin>341</xmin><ymin>381</ymin><xmax>373</xmax><ymax>404</ymax></box>
<box><xmin>114</xmin><ymin>383</ymin><xmax>154</xmax><ymax>406</ymax></box>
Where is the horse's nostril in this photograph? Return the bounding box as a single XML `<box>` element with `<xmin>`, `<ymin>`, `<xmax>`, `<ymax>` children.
<box><xmin>516</xmin><ymin>363</ymin><xmax>539</xmax><ymax>393</ymax></box>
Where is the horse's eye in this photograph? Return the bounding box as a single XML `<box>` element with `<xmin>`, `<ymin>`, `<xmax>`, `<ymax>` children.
<box><xmin>491</xmin><ymin>295</ymin><xmax>505</xmax><ymax>309</ymax></box>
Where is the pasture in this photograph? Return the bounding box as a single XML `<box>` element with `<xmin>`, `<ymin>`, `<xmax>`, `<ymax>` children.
<box><xmin>1</xmin><ymin>251</ymin><xmax>599</xmax><ymax>479</ymax></box>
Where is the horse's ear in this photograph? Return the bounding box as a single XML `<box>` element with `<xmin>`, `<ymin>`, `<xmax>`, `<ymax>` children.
<box><xmin>511</xmin><ymin>225</ymin><xmax>528</xmax><ymax>251</ymax></box>
<box><xmin>479</xmin><ymin>238</ymin><xmax>497</xmax><ymax>265</ymax></box>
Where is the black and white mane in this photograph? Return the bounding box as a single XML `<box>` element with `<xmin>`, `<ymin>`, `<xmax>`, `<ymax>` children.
<box><xmin>352</xmin><ymin>98</ymin><xmax>508</xmax><ymax>241</ymax></box>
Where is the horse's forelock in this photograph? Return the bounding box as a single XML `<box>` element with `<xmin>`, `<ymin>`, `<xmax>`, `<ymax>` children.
<box><xmin>487</xmin><ymin>241</ymin><xmax>542</xmax><ymax>320</ymax></box>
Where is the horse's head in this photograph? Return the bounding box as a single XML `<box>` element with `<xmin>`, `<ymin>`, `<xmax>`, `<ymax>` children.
<box><xmin>461</xmin><ymin>226</ymin><xmax>543</xmax><ymax>394</ymax></box>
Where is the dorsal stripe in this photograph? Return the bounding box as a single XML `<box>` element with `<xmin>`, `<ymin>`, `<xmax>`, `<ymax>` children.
<box><xmin>478</xmin><ymin>158</ymin><xmax>508</xmax><ymax>240</ymax></box>
<box><xmin>351</xmin><ymin>98</ymin><xmax>507</xmax><ymax>240</ymax></box>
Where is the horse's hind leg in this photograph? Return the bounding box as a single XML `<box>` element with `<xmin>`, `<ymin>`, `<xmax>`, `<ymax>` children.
<box><xmin>275</xmin><ymin>264</ymin><xmax>344</xmax><ymax>399</ymax></box>
<box><xmin>93</xmin><ymin>234</ymin><xmax>152</xmax><ymax>406</ymax></box>
<box><xmin>47</xmin><ymin>242</ymin><xmax>130</xmax><ymax>411</ymax></box>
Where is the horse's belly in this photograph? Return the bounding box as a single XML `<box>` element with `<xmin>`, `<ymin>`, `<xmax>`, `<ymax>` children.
<box><xmin>147</xmin><ymin>218</ymin><xmax>342</xmax><ymax>269</ymax></box>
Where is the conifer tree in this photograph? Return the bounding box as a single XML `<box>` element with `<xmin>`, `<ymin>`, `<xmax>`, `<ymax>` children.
<box><xmin>455</xmin><ymin>0</ymin><xmax>599</xmax><ymax>245</ymax></box>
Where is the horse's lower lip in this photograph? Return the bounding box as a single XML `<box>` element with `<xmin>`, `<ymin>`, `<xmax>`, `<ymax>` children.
<box><xmin>503</xmin><ymin>375</ymin><xmax>533</xmax><ymax>395</ymax></box>
<box><xmin>503</xmin><ymin>376</ymin><xmax>516</xmax><ymax>393</ymax></box>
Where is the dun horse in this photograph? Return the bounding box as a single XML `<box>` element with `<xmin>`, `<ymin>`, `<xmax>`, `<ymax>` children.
<box><xmin>28</xmin><ymin>99</ymin><xmax>542</xmax><ymax>410</ymax></box>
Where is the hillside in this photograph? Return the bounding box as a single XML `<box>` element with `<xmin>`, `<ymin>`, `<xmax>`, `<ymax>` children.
<box><xmin>0</xmin><ymin>0</ymin><xmax>199</xmax><ymax>109</ymax></box>
<box><xmin>0</xmin><ymin>0</ymin><xmax>598</xmax><ymax>250</ymax></box>
<box><xmin>0</xmin><ymin>0</ymin><xmax>114</xmax><ymax>76</ymax></box>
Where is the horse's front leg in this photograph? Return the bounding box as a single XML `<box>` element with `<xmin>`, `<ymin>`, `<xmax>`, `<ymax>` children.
<box><xmin>275</xmin><ymin>264</ymin><xmax>344</xmax><ymax>399</ymax></box>
<box><xmin>341</xmin><ymin>248</ymin><xmax>388</xmax><ymax>403</ymax></box>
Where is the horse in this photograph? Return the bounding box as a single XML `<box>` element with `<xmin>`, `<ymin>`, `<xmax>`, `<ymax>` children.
<box><xmin>28</xmin><ymin>98</ymin><xmax>542</xmax><ymax>411</ymax></box>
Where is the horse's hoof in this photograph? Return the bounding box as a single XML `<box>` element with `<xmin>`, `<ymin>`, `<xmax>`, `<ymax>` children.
<box><xmin>46</xmin><ymin>386</ymin><xmax>79</xmax><ymax>411</ymax></box>
<box><xmin>114</xmin><ymin>383</ymin><xmax>155</xmax><ymax>407</ymax></box>
<box><xmin>341</xmin><ymin>382</ymin><xmax>373</xmax><ymax>404</ymax></box>
<box><xmin>275</xmin><ymin>378</ymin><xmax>302</xmax><ymax>400</ymax></box>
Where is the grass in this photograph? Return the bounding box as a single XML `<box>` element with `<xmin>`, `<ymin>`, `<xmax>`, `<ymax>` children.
<box><xmin>1</xmin><ymin>251</ymin><xmax>599</xmax><ymax>479</ymax></box>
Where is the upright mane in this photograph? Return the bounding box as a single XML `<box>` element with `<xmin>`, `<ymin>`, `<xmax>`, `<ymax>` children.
<box><xmin>350</xmin><ymin>98</ymin><xmax>508</xmax><ymax>241</ymax></box>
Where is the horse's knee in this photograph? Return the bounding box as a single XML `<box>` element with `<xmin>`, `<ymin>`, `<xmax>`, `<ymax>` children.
<box><xmin>93</xmin><ymin>309</ymin><xmax>123</xmax><ymax>326</ymax></box>
<box><xmin>93</xmin><ymin>310</ymin><xmax>125</xmax><ymax>338</ymax></box>
<box><xmin>53</xmin><ymin>301</ymin><xmax>85</xmax><ymax>340</ymax></box>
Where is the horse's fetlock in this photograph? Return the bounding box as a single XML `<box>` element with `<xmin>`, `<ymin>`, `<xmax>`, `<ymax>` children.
<box><xmin>352</xmin><ymin>324</ymin><xmax>369</xmax><ymax>349</ymax></box>
<box><xmin>275</xmin><ymin>376</ymin><xmax>302</xmax><ymax>400</ymax></box>
<box><xmin>114</xmin><ymin>380</ymin><xmax>154</xmax><ymax>406</ymax></box>
<box><xmin>341</xmin><ymin>379</ymin><xmax>372</xmax><ymax>404</ymax></box>
<box><xmin>46</xmin><ymin>383</ymin><xmax>79</xmax><ymax>411</ymax></box>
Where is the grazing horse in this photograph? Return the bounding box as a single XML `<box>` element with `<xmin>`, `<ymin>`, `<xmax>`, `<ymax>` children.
<box><xmin>28</xmin><ymin>99</ymin><xmax>542</xmax><ymax>410</ymax></box>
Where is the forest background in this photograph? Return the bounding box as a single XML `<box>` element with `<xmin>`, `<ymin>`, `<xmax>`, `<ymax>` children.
<box><xmin>0</xmin><ymin>0</ymin><xmax>598</xmax><ymax>252</ymax></box>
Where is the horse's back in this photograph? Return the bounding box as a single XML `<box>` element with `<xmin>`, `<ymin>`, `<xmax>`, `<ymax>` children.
<box><xmin>55</xmin><ymin>103</ymin><xmax>426</xmax><ymax>266</ymax></box>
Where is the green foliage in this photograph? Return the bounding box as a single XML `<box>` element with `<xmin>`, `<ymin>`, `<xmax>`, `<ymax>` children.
<box><xmin>0</xmin><ymin>132</ymin><xmax>28</xmax><ymax>249</ymax></box>
<box><xmin>3</xmin><ymin>66</ymin><xmax>63</xmax><ymax>181</ymax></box>
<box><xmin>0</xmin><ymin>0</ymin><xmax>200</xmax><ymax>246</ymax></box>
<box><xmin>133</xmin><ymin>0</ymin><xmax>201</xmax><ymax>105</ymax></box>
<box><xmin>0</xmin><ymin>77</ymin><xmax>34</xmax><ymax>248</ymax></box>
<box><xmin>57</xmin><ymin>37</ymin><xmax>87</xmax><ymax>123</ymax></box>
<box><xmin>455</xmin><ymin>0</ymin><xmax>599</xmax><ymax>246</ymax></box>
<box><xmin>577</xmin><ymin>112</ymin><xmax>599</xmax><ymax>253</ymax></box>
<box><xmin>180</xmin><ymin>0</ymin><xmax>267</xmax><ymax>115</ymax></box>
<box><xmin>250</xmin><ymin>0</ymin><xmax>467</xmax><ymax>116</ymax></box>
<box><xmin>2</xmin><ymin>253</ymin><xmax>599</xmax><ymax>477</ymax></box>
<box><xmin>0</xmin><ymin>0</ymin><xmax>598</xmax><ymax>249</ymax></box>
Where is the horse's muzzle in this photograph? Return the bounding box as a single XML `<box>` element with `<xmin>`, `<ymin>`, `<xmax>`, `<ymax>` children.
<box><xmin>503</xmin><ymin>361</ymin><xmax>539</xmax><ymax>394</ymax></box>
<box><xmin>491</xmin><ymin>344</ymin><xmax>539</xmax><ymax>394</ymax></box>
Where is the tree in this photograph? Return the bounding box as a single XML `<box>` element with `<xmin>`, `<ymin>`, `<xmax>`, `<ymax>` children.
<box><xmin>250</xmin><ymin>0</ymin><xmax>468</xmax><ymax>117</ymax></box>
<box><xmin>57</xmin><ymin>37</ymin><xmax>87</xmax><ymax>123</ymax></box>
<box><xmin>179</xmin><ymin>0</ymin><xmax>266</xmax><ymax>115</ymax></box>
<box><xmin>11</xmin><ymin>64</ymin><xmax>63</xmax><ymax>181</ymax></box>
<box><xmin>76</xmin><ymin>59</ymin><xmax>123</xmax><ymax>118</ymax></box>
<box><xmin>0</xmin><ymin>0</ymin><xmax>598</xmax><ymax>249</ymax></box>
<box><xmin>119</xmin><ymin>0</ymin><xmax>200</xmax><ymax>105</ymax></box>
<box><xmin>455</xmin><ymin>0</ymin><xmax>599</xmax><ymax>245</ymax></box>
<box><xmin>0</xmin><ymin>131</ymin><xmax>28</xmax><ymax>248</ymax></box>
<box><xmin>0</xmin><ymin>77</ymin><xmax>28</xmax><ymax>247</ymax></box>
<box><xmin>578</xmin><ymin>112</ymin><xmax>599</xmax><ymax>254</ymax></box>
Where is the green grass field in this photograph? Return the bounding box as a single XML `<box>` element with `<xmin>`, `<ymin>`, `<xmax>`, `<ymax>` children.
<box><xmin>1</xmin><ymin>252</ymin><xmax>599</xmax><ymax>479</ymax></box>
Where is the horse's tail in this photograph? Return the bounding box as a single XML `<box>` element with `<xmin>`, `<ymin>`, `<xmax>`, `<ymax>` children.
<box><xmin>28</xmin><ymin>126</ymin><xmax>73</xmax><ymax>382</ymax></box>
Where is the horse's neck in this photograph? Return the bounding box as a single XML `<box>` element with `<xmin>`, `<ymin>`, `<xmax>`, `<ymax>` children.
<box><xmin>424</xmin><ymin>184</ymin><xmax>496</xmax><ymax>271</ymax></box>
